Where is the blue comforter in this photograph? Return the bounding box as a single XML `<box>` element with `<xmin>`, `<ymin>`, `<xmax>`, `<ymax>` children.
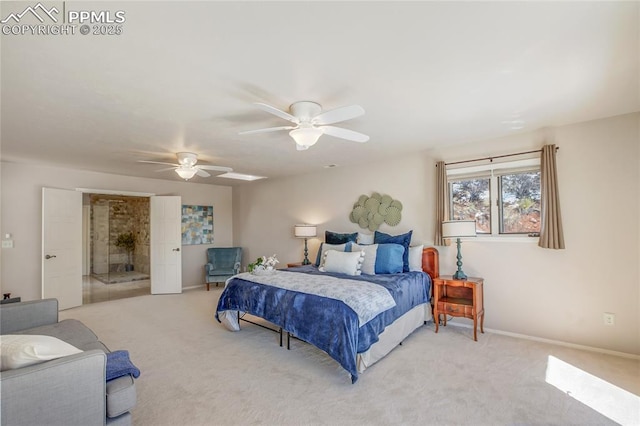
<box><xmin>216</xmin><ymin>265</ymin><xmax>431</xmax><ymax>383</ymax></box>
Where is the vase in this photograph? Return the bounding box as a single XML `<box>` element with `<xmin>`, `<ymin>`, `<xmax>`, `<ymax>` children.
<box><xmin>251</xmin><ymin>266</ymin><xmax>276</xmax><ymax>276</ymax></box>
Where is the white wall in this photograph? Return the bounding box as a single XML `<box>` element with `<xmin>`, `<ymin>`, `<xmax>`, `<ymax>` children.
<box><xmin>232</xmin><ymin>154</ymin><xmax>433</xmax><ymax>271</ymax></box>
<box><xmin>234</xmin><ymin>113</ymin><xmax>639</xmax><ymax>355</ymax></box>
<box><xmin>0</xmin><ymin>163</ymin><xmax>233</xmax><ymax>299</ymax></box>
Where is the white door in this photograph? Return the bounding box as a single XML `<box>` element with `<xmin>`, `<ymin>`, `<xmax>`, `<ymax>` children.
<box><xmin>42</xmin><ymin>188</ymin><xmax>82</xmax><ymax>310</ymax></box>
<box><xmin>150</xmin><ymin>196</ymin><xmax>182</xmax><ymax>294</ymax></box>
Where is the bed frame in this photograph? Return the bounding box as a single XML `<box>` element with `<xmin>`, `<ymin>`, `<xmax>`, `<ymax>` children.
<box><xmin>421</xmin><ymin>246</ymin><xmax>440</xmax><ymax>280</ymax></box>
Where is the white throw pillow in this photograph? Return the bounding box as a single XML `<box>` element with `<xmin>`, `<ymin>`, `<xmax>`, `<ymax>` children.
<box><xmin>319</xmin><ymin>250</ymin><xmax>365</xmax><ymax>276</ymax></box>
<box><xmin>0</xmin><ymin>334</ymin><xmax>83</xmax><ymax>371</ymax></box>
<box><xmin>357</xmin><ymin>232</ymin><xmax>374</xmax><ymax>245</ymax></box>
<box><xmin>315</xmin><ymin>242</ymin><xmax>349</xmax><ymax>266</ymax></box>
<box><xmin>408</xmin><ymin>245</ymin><xmax>424</xmax><ymax>271</ymax></box>
<box><xmin>350</xmin><ymin>243</ymin><xmax>378</xmax><ymax>275</ymax></box>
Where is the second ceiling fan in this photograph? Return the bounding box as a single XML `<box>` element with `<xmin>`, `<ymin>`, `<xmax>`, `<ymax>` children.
<box><xmin>138</xmin><ymin>152</ymin><xmax>232</xmax><ymax>181</ymax></box>
<box><xmin>239</xmin><ymin>101</ymin><xmax>369</xmax><ymax>150</ymax></box>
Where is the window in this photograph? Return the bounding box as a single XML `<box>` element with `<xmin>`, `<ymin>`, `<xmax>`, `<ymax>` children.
<box><xmin>498</xmin><ymin>171</ymin><xmax>540</xmax><ymax>234</ymax></box>
<box><xmin>450</xmin><ymin>177</ymin><xmax>491</xmax><ymax>233</ymax></box>
<box><xmin>448</xmin><ymin>159</ymin><xmax>541</xmax><ymax>237</ymax></box>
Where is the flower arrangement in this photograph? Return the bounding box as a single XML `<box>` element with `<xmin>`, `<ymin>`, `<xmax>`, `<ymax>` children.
<box><xmin>248</xmin><ymin>254</ymin><xmax>279</xmax><ymax>274</ymax></box>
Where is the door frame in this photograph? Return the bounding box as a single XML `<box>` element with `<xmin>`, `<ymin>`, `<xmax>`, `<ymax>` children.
<box><xmin>82</xmin><ymin>191</ymin><xmax>155</xmax><ymax>278</ymax></box>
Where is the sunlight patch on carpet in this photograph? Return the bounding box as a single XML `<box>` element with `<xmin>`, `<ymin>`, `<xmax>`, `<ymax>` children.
<box><xmin>545</xmin><ymin>355</ymin><xmax>640</xmax><ymax>425</ymax></box>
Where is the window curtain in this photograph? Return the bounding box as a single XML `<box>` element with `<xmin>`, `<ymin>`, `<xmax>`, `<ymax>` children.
<box><xmin>434</xmin><ymin>161</ymin><xmax>449</xmax><ymax>246</ymax></box>
<box><xmin>539</xmin><ymin>144</ymin><xmax>565</xmax><ymax>249</ymax></box>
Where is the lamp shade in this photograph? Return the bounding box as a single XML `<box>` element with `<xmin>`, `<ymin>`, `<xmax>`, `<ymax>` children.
<box><xmin>442</xmin><ymin>220</ymin><xmax>477</xmax><ymax>238</ymax></box>
<box><xmin>294</xmin><ymin>224</ymin><xmax>317</xmax><ymax>238</ymax></box>
<box><xmin>175</xmin><ymin>167</ymin><xmax>197</xmax><ymax>180</ymax></box>
<box><xmin>289</xmin><ymin>127</ymin><xmax>323</xmax><ymax>147</ymax></box>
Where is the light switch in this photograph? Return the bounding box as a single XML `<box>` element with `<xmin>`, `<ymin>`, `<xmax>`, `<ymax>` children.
<box><xmin>2</xmin><ymin>240</ymin><xmax>14</xmax><ymax>248</ymax></box>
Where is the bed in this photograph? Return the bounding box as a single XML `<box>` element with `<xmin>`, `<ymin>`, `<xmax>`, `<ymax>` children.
<box><xmin>216</xmin><ymin>247</ymin><xmax>439</xmax><ymax>383</ymax></box>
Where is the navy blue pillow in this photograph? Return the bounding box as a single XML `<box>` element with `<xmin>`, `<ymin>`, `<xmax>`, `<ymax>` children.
<box><xmin>375</xmin><ymin>243</ymin><xmax>405</xmax><ymax>274</ymax></box>
<box><xmin>325</xmin><ymin>231</ymin><xmax>358</xmax><ymax>245</ymax></box>
<box><xmin>374</xmin><ymin>230</ymin><xmax>413</xmax><ymax>272</ymax></box>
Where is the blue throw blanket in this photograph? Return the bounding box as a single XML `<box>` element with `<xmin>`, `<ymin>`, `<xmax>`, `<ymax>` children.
<box><xmin>216</xmin><ymin>265</ymin><xmax>430</xmax><ymax>383</ymax></box>
<box><xmin>106</xmin><ymin>350</ymin><xmax>140</xmax><ymax>381</ymax></box>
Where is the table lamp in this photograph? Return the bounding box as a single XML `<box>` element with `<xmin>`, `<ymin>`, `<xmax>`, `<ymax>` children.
<box><xmin>294</xmin><ymin>224</ymin><xmax>317</xmax><ymax>265</ymax></box>
<box><xmin>442</xmin><ymin>220</ymin><xmax>477</xmax><ymax>280</ymax></box>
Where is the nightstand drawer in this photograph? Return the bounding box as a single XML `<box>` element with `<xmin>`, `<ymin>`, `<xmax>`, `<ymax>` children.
<box><xmin>439</xmin><ymin>302</ymin><xmax>473</xmax><ymax>316</ymax></box>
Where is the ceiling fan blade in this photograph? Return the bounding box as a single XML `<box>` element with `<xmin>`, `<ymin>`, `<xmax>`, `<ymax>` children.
<box><xmin>254</xmin><ymin>103</ymin><xmax>299</xmax><ymax>124</ymax></box>
<box><xmin>195</xmin><ymin>169</ymin><xmax>211</xmax><ymax>178</ymax></box>
<box><xmin>239</xmin><ymin>126</ymin><xmax>296</xmax><ymax>135</ymax></box>
<box><xmin>154</xmin><ymin>167</ymin><xmax>177</xmax><ymax>173</ymax></box>
<box><xmin>321</xmin><ymin>125</ymin><xmax>370</xmax><ymax>143</ymax></box>
<box><xmin>197</xmin><ymin>165</ymin><xmax>233</xmax><ymax>172</ymax></box>
<box><xmin>138</xmin><ymin>160</ymin><xmax>179</xmax><ymax>167</ymax></box>
<box><xmin>312</xmin><ymin>105</ymin><xmax>365</xmax><ymax>125</ymax></box>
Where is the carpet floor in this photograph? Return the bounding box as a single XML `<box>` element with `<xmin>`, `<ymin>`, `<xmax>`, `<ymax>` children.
<box><xmin>60</xmin><ymin>287</ymin><xmax>640</xmax><ymax>426</ymax></box>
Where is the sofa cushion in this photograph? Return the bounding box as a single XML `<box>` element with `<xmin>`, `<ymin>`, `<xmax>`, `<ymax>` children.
<box><xmin>106</xmin><ymin>412</ymin><xmax>131</xmax><ymax>425</ymax></box>
<box><xmin>106</xmin><ymin>375</ymin><xmax>137</xmax><ymax>418</ymax></box>
<box><xmin>18</xmin><ymin>319</ymin><xmax>99</xmax><ymax>350</ymax></box>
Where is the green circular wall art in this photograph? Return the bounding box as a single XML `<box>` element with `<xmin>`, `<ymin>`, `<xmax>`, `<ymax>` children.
<box><xmin>349</xmin><ymin>192</ymin><xmax>403</xmax><ymax>231</ymax></box>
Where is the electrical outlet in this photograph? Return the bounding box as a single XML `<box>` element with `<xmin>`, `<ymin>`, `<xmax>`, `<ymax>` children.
<box><xmin>603</xmin><ymin>313</ymin><xmax>615</xmax><ymax>326</ymax></box>
<box><xmin>1</xmin><ymin>240</ymin><xmax>14</xmax><ymax>249</ymax></box>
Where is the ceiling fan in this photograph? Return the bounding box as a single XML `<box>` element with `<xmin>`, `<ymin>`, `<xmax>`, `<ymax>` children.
<box><xmin>239</xmin><ymin>101</ymin><xmax>369</xmax><ymax>150</ymax></box>
<box><xmin>137</xmin><ymin>152</ymin><xmax>232</xmax><ymax>181</ymax></box>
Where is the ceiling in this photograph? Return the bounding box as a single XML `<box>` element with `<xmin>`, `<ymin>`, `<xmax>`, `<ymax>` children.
<box><xmin>1</xmin><ymin>1</ymin><xmax>638</xmax><ymax>186</ymax></box>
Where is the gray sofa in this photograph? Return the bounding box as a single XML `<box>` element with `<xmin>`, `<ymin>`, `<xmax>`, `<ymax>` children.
<box><xmin>0</xmin><ymin>299</ymin><xmax>137</xmax><ymax>426</ymax></box>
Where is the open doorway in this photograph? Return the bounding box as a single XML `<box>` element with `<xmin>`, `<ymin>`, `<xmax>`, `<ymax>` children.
<box><xmin>82</xmin><ymin>194</ymin><xmax>151</xmax><ymax>303</ymax></box>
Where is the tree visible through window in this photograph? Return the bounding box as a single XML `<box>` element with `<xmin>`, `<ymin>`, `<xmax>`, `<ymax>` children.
<box><xmin>499</xmin><ymin>171</ymin><xmax>540</xmax><ymax>234</ymax></box>
<box><xmin>449</xmin><ymin>168</ymin><xmax>541</xmax><ymax>236</ymax></box>
<box><xmin>450</xmin><ymin>178</ymin><xmax>490</xmax><ymax>233</ymax></box>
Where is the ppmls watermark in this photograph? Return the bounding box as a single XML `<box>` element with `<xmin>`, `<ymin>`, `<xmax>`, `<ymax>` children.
<box><xmin>1</xmin><ymin>2</ymin><xmax>126</xmax><ymax>36</ymax></box>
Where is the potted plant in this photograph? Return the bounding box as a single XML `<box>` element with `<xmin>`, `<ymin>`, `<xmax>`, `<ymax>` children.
<box><xmin>114</xmin><ymin>232</ymin><xmax>136</xmax><ymax>272</ymax></box>
<box><xmin>248</xmin><ymin>254</ymin><xmax>279</xmax><ymax>275</ymax></box>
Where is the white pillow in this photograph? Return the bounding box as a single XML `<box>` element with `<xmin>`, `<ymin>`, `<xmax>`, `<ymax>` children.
<box><xmin>315</xmin><ymin>242</ymin><xmax>349</xmax><ymax>266</ymax></box>
<box><xmin>357</xmin><ymin>232</ymin><xmax>374</xmax><ymax>245</ymax></box>
<box><xmin>1</xmin><ymin>335</ymin><xmax>83</xmax><ymax>371</ymax></box>
<box><xmin>350</xmin><ymin>243</ymin><xmax>378</xmax><ymax>275</ymax></box>
<box><xmin>319</xmin><ymin>250</ymin><xmax>365</xmax><ymax>276</ymax></box>
<box><xmin>409</xmin><ymin>245</ymin><xmax>424</xmax><ymax>272</ymax></box>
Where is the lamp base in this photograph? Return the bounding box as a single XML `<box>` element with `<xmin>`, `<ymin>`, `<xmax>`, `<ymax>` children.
<box><xmin>452</xmin><ymin>237</ymin><xmax>468</xmax><ymax>280</ymax></box>
<box><xmin>452</xmin><ymin>270</ymin><xmax>468</xmax><ymax>280</ymax></box>
<box><xmin>302</xmin><ymin>238</ymin><xmax>311</xmax><ymax>265</ymax></box>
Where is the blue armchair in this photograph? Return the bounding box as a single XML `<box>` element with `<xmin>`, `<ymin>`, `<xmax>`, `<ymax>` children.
<box><xmin>205</xmin><ymin>247</ymin><xmax>242</xmax><ymax>290</ymax></box>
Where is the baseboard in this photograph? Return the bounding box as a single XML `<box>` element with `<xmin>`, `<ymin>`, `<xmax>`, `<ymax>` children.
<box><xmin>183</xmin><ymin>284</ymin><xmax>224</xmax><ymax>291</ymax></box>
<box><xmin>443</xmin><ymin>321</ymin><xmax>640</xmax><ymax>360</ymax></box>
<box><xmin>182</xmin><ymin>284</ymin><xmax>205</xmax><ymax>291</ymax></box>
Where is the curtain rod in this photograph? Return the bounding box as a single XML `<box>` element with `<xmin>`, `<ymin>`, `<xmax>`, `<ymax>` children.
<box><xmin>439</xmin><ymin>147</ymin><xmax>559</xmax><ymax>167</ymax></box>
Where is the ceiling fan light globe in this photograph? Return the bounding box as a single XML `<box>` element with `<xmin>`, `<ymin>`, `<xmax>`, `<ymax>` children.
<box><xmin>175</xmin><ymin>167</ymin><xmax>197</xmax><ymax>180</ymax></box>
<box><xmin>176</xmin><ymin>152</ymin><xmax>198</xmax><ymax>167</ymax></box>
<box><xmin>289</xmin><ymin>127</ymin><xmax>323</xmax><ymax>148</ymax></box>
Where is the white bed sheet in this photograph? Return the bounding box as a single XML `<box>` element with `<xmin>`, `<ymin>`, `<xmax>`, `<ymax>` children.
<box><xmin>356</xmin><ymin>303</ymin><xmax>432</xmax><ymax>374</ymax></box>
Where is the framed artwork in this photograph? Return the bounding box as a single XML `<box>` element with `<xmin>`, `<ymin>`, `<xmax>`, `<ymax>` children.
<box><xmin>181</xmin><ymin>205</ymin><xmax>213</xmax><ymax>245</ymax></box>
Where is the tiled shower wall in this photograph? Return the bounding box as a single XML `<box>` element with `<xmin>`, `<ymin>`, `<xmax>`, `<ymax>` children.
<box><xmin>90</xmin><ymin>195</ymin><xmax>150</xmax><ymax>274</ymax></box>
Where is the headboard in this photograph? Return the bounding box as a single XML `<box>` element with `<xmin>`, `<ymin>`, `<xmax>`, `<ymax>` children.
<box><xmin>421</xmin><ymin>247</ymin><xmax>440</xmax><ymax>280</ymax></box>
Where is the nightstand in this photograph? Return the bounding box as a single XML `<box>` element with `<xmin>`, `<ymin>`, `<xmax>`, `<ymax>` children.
<box><xmin>287</xmin><ymin>262</ymin><xmax>303</xmax><ymax>268</ymax></box>
<box><xmin>433</xmin><ymin>275</ymin><xmax>484</xmax><ymax>341</ymax></box>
